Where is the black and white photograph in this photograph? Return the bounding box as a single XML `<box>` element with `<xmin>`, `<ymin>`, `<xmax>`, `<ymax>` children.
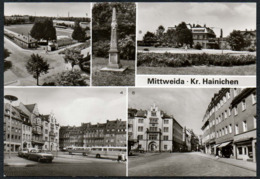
<box><xmin>137</xmin><ymin>3</ymin><xmax>256</xmax><ymax>75</ymax></box>
<box><xmin>128</xmin><ymin>88</ymin><xmax>256</xmax><ymax>176</ymax></box>
<box><xmin>4</xmin><ymin>3</ymin><xmax>91</xmax><ymax>86</ymax></box>
<box><xmin>4</xmin><ymin>87</ymin><xmax>127</xmax><ymax>177</ymax></box>
<box><xmin>92</xmin><ymin>2</ymin><xmax>136</xmax><ymax>86</ymax></box>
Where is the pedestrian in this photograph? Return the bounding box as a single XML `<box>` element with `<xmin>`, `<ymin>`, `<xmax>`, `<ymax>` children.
<box><xmin>45</xmin><ymin>47</ymin><xmax>48</xmax><ymax>54</ymax></box>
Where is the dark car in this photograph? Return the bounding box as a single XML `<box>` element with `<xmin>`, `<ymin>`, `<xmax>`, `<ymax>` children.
<box><xmin>18</xmin><ymin>149</ymin><xmax>29</xmax><ymax>157</ymax></box>
<box><xmin>27</xmin><ymin>149</ymin><xmax>54</xmax><ymax>163</ymax></box>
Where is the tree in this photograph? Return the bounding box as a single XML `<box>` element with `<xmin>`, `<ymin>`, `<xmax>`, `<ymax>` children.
<box><xmin>143</xmin><ymin>31</ymin><xmax>157</xmax><ymax>44</ymax></box>
<box><xmin>176</xmin><ymin>22</ymin><xmax>193</xmax><ymax>47</ymax></box>
<box><xmin>30</xmin><ymin>19</ymin><xmax>56</xmax><ymax>42</ymax></box>
<box><xmin>26</xmin><ymin>54</ymin><xmax>50</xmax><ymax>86</ymax></box>
<box><xmin>63</xmin><ymin>49</ymin><xmax>83</xmax><ymax>71</ymax></box>
<box><xmin>119</xmin><ymin>35</ymin><xmax>135</xmax><ymax>60</ymax></box>
<box><xmin>156</xmin><ymin>25</ymin><xmax>165</xmax><ymax>42</ymax></box>
<box><xmin>72</xmin><ymin>21</ymin><xmax>86</xmax><ymax>42</ymax></box>
<box><xmin>227</xmin><ymin>30</ymin><xmax>246</xmax><ymax>51</ymax></box>
<box><xmin>164</xmin><ymin>29</ymin><xmax>177</xmax><ymax>46</ymax></box>
<box><xmin>55</xmin><ymin>70</ymin><xmax>88</xmax><ymax>86</ymax></box>
<box><xmin>4</xmin><ymin>48</ymin><xmax>12</xmax><ymax>72</ymax></box>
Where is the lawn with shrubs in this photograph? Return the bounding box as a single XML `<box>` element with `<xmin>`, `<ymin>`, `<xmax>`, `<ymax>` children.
<box><xmin>92</xmin><ymin>57</ymin><xmax>135</xmax><ymax>86</ymax></box>
<box><xmin>137</xmin><ymin>52</ymin><xmax>256</xmax><ymax>75</ymax></box>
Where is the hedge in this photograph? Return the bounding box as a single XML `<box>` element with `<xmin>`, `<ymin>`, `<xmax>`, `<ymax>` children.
<box><xmin>137</xmin><ymin>52</ymin><xmax>256</xmax><ymax>67</ymax></box>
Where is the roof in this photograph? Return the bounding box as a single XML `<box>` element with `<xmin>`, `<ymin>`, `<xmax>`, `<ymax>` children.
<box><xmin>231</xmin><ymin>88</ymin><xmax>256</xmax><ymax>107</ymax></box>
<box><xmin>24</xmin><ymin>104</ymin><xmax>36</xmax><ymax>113</ymax></box>
<box><xmin>136</xmin><ymin>110</ymin><xmax>147</xmax><ymax>117</ymax></box>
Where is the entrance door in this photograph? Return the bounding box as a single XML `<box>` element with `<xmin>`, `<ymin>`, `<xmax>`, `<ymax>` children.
<box><xmin>148</xmin><ymin>142</ymin><xmax>157</xmax><ymax>152</ymax></box>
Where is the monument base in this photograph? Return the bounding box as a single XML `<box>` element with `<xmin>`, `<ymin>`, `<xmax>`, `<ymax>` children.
<box><xmin>100</xmin><ymin>66</ymin><xmax>128</xmax><ymax>72</ymax></box>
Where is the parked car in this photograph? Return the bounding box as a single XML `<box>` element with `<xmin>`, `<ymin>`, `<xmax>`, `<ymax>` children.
<box><xmin>23</xmin><ymin>148</ymin><xmax>37</xmax><ymax>159</ymax></box>
<box><xmin>27</xmin><ymin>149</ymin><xmax>54</xmax><ymax>163</ymax></box>
<box><xmin>18</xmin><ymin>149</ymin><xmax>29</xmax><ymax>157</ymax></box>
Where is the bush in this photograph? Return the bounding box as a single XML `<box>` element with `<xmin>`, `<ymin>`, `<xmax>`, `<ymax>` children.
<box><xmin>248</xmin><ymin>47</ymin><xmax>256</xmax><ymax>52</ymax></box>
<box><xmin>143</xmin><ymin>48</ymin><xmax>149</xmax><ymax>51</ymax></box>
<box><xmin>194</xmin><ymin>43</ymin><xmax>202</xmax><ymax>50</ymax></box>
<box><xmin>137</xmin><ymin>52</ymin><xmax>256</xmax><ymax>67</ymax></box>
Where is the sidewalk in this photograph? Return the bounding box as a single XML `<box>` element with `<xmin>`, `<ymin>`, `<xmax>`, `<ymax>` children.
<box><xmin>4</xmin><ymin>155</ymin><xmax>37</xmax><ymax>167</ymax></box>
<box><xmin>193</xmin><ymin>152</ymin><xmax>256</xmax><ymax>172</ymax></box>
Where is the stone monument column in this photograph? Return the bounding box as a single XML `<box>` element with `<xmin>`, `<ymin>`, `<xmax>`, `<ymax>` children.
<box><xmin>108</xmin><ymin>7</ymin><xmax>122</xmax><ymax>69</ymax></box>
<box><xmin>101</xmin><ymin>7</ymin><xmax>127</xmax><ymax>72</ymax></box>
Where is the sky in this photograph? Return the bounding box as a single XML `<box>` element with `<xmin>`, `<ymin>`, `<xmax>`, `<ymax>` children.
<box><xmin>4</xmin><ymin>88</ymin><xmax>126</xmax><ymax>127</ymax></box>
<box><xmin>128</xmin><ymin>88</ymin><xmax>221</xmax><ymax>135</ymax></box>
<box><xmin>4</xmin><ymin>3</ymin><xmax>91</xmax><ymax>17</ymax></box>
<box><xmin>138</xmin><ymin>3</ymin><xmax>256</xmax><ymax>40</ymax></box>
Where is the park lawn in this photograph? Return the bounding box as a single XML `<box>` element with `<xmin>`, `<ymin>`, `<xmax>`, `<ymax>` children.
<box><xmin>137</xmin><ymin>64</ymin><xmax>256</xmax><ymax>75</ymax></box>
<box><xmin>5</xmin><ymin>24</ymin><xmax>72</xmax><ymax>37</ymax></box>
<box><xmin>92</xmin><ymin>57</ymin><xmax>135</xmax><ymax>86</ymax></box>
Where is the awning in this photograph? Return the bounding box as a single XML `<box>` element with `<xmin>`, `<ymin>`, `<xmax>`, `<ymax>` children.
<box><xmin>218</xmin><ymin>141</ymin><xmax>232</xmax><ymax>148</ymax></box>
<box><xmin>213</xmin><ymin>144</ymin><xmax>220</xmax><ymax>148</ymax></box>
<box><xmin>234</xmin><ymin>137</ymin><xmax>253</xmax><ymax>144</ymax></box>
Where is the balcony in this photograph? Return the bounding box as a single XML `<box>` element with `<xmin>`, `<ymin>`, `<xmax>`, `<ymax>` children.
<box><xmin>49</xmin><ymin>131</ymin><xmax>56</xmax><ymax>136</ymax></box>
<box><xmin>31</xmin><ymin>139</ymin><xmax>45</xmax><ymax>145</ymax></box>
<box><xmin>32</xmin><ymin>129</ymin><xmax>42</xmax><ymax>135</ymax></box>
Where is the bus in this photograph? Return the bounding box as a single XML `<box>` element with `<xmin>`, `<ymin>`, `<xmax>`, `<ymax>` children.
<box><xmin>68</xmin><ymin>147</ymin><xmax>91</xmax><ymax>156</ymax></box>
<box><xmin>88</xmin><ymin>147</ymin><xmax>127</xmax><ymax>160</ymax></box>
<box><xmin>68</xmin><ymin>146</ymin><xmax>127</xmax><ymax>160</ymax></box>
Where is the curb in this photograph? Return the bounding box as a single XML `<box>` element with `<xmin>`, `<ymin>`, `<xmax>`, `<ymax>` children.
<box><xmin>195</xmin><ymin>154</ymin><xmax>256</xmax><ymax>172</ymax></box>
<box><xmin>4</xmin><ymin>162</ymin><xmax>37</xmax><ymax>167</ymax></box>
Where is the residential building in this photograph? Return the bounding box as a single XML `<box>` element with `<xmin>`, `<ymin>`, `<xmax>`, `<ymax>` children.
<box><xmin>59</xmin><ymin>119</ymin><xmax>126</xmax><ymax>148</ymax></box>
<box><xmin>201</xmin><ymin>88</ymin><xmax>257</xmax><ymax>162</ymax></box>
<box><xmin>4</xmin><ymin>103</ymin><xmax>23</xmax><ymax>152</ymax></box>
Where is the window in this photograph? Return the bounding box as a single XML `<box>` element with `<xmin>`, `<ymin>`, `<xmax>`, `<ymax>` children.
<box><xmin>150</xmin><ymin>127</ymin><xmax>157</xmax><ymax>132</ymax></box>
<box><xmin>163</xmin><ymin>127</ymin><xmax>169</xmax><ymax>132</ymax></box>
<box><xmin>151</xmin><ymin>112</ymin><xmax>156</xmax><ymax>116</ymax></box>
<box><xmin>227</xmin><ymin>92</ymin><xmax>230</xmax><ymax>99</ymax></box>
<box><xmin>164</xmin><ymin>145</ymin><xmax>168</xmax><ymax>150</ymax></box>
<box><xmin>223</xmin><ymin>96</ymin><xmax>227</xmax><ymax>103</ymax></box>
<box><xmin>252</xmin><ymin>93</ymin><xmax>256</xmax><ymax>104</ymax></box>
<box><xmin>216</xmin><ymin>131</ymin><xmax>218</xmax><ymax>138</ymax></box>
<box><xmin>242</xmin><ymin>100</ymin><xmax>246</xmax><ymax>111</ymax></box>
<box><xmin>234</xmin><ymin>88</ymin><xmax>237</xmax><ymax>97</ymax></box>
<box><xmin>138</xmin><ymin>126</ymin><xmax>143</xmax><ymax>132</ymax></box>
<box><xmin>228</xmin><ymin>108</ymin><xmax>231</xmax><ymax>116</ymax></box>
<box><xmin>222</xmin><ymin>128</ymin><xmax>225</xmax><ymax>135</ymax></box>
<box><xmin>234</xmin><ymin>106</ymin><xmax>238</xmax><ymax>116</ymax></box>
<box><xmin>224</xmin><ymin>111</ymin><xmax>227</xmax><ymax>119</ymax></box>
<box><xmin>137</xmin><ymin>135</ymin><xmax>143</xmax><ymax>140</ymax></box>
<box><xmin>164</xmin><ymin>120</ymin><xmax>169</xmax><ymax>124</ymax></box>
<box><xmin>243</xmin><ymin>121</ymin><xmax>247</xmax><ymax>132</ymax></box>
<box><xmin>253</xmin><ymin>116</ymin><xmax>257</xmax><ymax>128</ymax></box>
<box><xmin>138</xmin><ymin>119</ymin><xmax>143</xmax><ymax>123</ymax></box>
<box><xmin>149</xmin><ymin>134</ymin><xmax>157</xmax><ymax>140</ymax></box>
<box><xmin>150</xmin><ymin>118</ymin><xmax>158</xmax><ymax>124</ymax></box>
<box><xmin>238</xmin><ymin>147</ymin><xmax>242</xmax><ymax>155</ymax></box>
<box><xmin>225</xmin><ymin>126</ymin><xmax>228</xmax><ymax>134</ymax></box>
<box><xmin>235</xmin><ymin>124</ymin><xmax>239</xmax><ymax>134</ymax></box>
<box><xmin>45</xmin><ymin>129</ymin><xmax>48</xmax><ymax>134</ymax></box>
<box><xmin>219</xmin><ymin>130</ymin><xmax>221</xmax><ymax>137</ymax></box>
<box><xmin>163</xmin><ymin>136</ymin><xmax>168</xmax><ymax>140</ymax></box>
<box><xmin>229</xmin><ymin>124</ymin><xmax>232</xmax><ymax>133</ymax></box>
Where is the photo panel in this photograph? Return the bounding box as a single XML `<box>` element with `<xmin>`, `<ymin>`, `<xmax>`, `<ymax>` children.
<box><xmin>91</xmin><ymin>2</ymin><xmax>136</xmax><ymax>86</ymax></box>
<box><xmin>137</xmin><ymin>3</ymin><xmax>256</xmax><ymax>76</ymax></box>
<box><xmin>128</xmin><ymin>87</ymin><xmax>256</xmax><ymax>177</ymax></box>
<box><xmin>4</xmin><ymin>87</ymin><xmax>127</xmax><ymax>177</ymax></box>
<box><xmin>4</xmin><ymin>2</ymin><xmax>91</xmax><ymax>86</ymax></box>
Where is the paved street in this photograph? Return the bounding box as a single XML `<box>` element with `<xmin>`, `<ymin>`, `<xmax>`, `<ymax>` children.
<box><xmin>4</xmin><ymin>154</ymin><xmax>126</xmax><ymax>177</ymax></box>
<box><xmin>129</xmin><ymin>152</ymin><xmax>256</xmax><ymax>177</ymax></box>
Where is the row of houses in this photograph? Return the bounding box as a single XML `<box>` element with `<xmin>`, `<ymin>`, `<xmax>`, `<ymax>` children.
<box><xmin>201</xmin><ymin>88</ymin><xmax>256</xmax><ymax>162</ymax></box>
<box><xmin>59</xmin><ymin>119</ymin><xmax>126</xmax><ymax>149</ymax></box>
<box><xmin>4</xmin><ymin>102</ymin><xmax>60</xmax><ymax>152</ymax></box>
<box><xmin>128</xmin><ymin>104</ymin><xmax>199</xmax><ymax>153</ymax></box>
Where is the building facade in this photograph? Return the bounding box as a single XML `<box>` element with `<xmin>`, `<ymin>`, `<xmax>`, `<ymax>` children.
<box><xmin>128</xmin><ymin>104</ymin><xmax>192</xmax><ymax>152</ymax></box>
<box><xmin>201</xmin><ymin>88</ymin><xmax>257</xmax><ymax>162</ymax></box>
<box><xmin>59</xmin><ymin>119</ymin><xmax>127</xmax><ymax>148</ymax></box>
<box><xmin>4</xmin><ymin>102</ymin><xmax>59</xmax><ymax>152</ymax></box>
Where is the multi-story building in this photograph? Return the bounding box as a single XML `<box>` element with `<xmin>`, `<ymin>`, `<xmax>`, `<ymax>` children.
<box><xmin>231</xmin><ymin>88</ymin><xmax>257</xmax><ymax>162</ymax></box>
<box><xmin>129</xmin><ymin>104</ymin><xmax>188</xmax><ymax>152</ymax></box>
<box><xmin>14</xmin><ymin>107</ymin><xmax>32</xmax><ymax>149</ymax></box>
<box><xmin>201</xmin><ymin>88</ymin><xmax>256</xmax><ymax>162</ymax></box>
<box><xmin>4</xmin><ymin>103</ymin><xmax>23</xmax><ymax>152</ymax></box>
<box><xmin>60</xmin><ymin>119</ymin><xmax>126</xmax><ymax>148</ymax></box>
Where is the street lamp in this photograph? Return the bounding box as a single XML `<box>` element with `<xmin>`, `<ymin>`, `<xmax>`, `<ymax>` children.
<box><xmin>4</xmin><ymin>95</ymin><xmax>18</xmax><ymax>159</ymax></box>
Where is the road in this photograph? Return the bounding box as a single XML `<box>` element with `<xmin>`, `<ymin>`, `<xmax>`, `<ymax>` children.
<box><xmin>4</xmin><ymin>155</ymin><xmax>126</xmax><ymax>177</ymax></box>
<box><xmin>128</xmin><ymin>152</ymin><xmax>256</xmax><ymax>177</ymax></box>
